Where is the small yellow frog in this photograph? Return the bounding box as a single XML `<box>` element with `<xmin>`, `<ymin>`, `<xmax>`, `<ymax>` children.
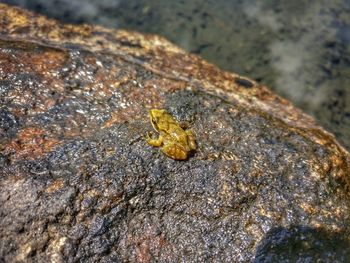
<box><xmin>146</xmin><ymin>109</ymin><xmax>196</xmax><ymax>160</ymax></box>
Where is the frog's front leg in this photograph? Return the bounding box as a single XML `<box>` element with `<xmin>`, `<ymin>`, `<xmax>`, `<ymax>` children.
<box><xmin>185</xmin><ymin>130</ymin><xmax>196</xmax><ymax>150</ymax></box>
<box><xmin>161</xmin><ymin>142</ymin><xmax>188</xmax><ymax>160</ymax></box>
<box><xmin>147</xmin><ymin>133</ymin><xmax>163</xmax><ymax>147</ymax></box>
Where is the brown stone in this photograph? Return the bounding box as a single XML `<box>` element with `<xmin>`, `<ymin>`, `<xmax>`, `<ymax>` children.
<box><xmin>0</xmin><ymin>4</ymin><xmax>349</xmax><ymax>262</ymax></box>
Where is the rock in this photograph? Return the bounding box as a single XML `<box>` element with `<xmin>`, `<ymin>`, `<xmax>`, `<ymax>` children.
<box><xmin>0</xmin><ymin>4</ymin><xmax>349</xmax><ymax>262</ymax></box>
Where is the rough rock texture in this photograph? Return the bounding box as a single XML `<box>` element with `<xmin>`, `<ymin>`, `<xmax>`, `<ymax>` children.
<box><xmin>0</xmin><ymin>4</ymin><xmax>350</xmax><ymax>263</ymax></box>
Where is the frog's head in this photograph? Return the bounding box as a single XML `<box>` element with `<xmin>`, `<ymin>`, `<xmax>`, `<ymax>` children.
<box><xmin>149</xmin><ymin>109</ymin><xmax>166</xmax><ymax>130</ymax></box>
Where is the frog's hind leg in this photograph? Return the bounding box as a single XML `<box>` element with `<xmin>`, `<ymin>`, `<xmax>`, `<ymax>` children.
<box><xmin>185</xmin><ymin>130</ymin><xmax>196</xmax><ymax>150</ymax></box>
<box><xmin>161</xmin><ymin>143</ymin><xmax>187</xmax><ymax>160</ymax></box>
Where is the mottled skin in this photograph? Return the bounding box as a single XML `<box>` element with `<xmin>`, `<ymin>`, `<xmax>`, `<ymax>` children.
<box><xmin>147</xmin><ymin>109</ymin><xmax>196</xmax><ymax>160</ymax></box>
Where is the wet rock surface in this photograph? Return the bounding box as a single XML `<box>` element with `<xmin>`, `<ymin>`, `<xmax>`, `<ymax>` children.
<box><xmin>0</xmin><ymin>4</ymin><xmax>350</xmax><ymax>262</ymax></box>
<box><xmin>3</xmin><ymin>0</ymin><xmax>350</xmax><ymax>151</ymax></box>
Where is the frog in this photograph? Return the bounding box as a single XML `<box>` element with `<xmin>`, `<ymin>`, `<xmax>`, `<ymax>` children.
<box><xmin>146</xmin><ymin>109</ymin><xmax>196</xmax><ymax>160</ymax></box>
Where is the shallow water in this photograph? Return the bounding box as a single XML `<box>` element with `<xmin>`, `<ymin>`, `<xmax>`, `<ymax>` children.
<box><xmin>2</xmin><ymin>0</ymin><xmax>350</xmax><ymax>150</ymax></box>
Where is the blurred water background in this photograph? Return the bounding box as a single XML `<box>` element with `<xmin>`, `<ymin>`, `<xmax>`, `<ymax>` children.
<box><xmin>2</xmin><ymin>0</ymin><xmax>350</xmax><ymax>150</ymax></box>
